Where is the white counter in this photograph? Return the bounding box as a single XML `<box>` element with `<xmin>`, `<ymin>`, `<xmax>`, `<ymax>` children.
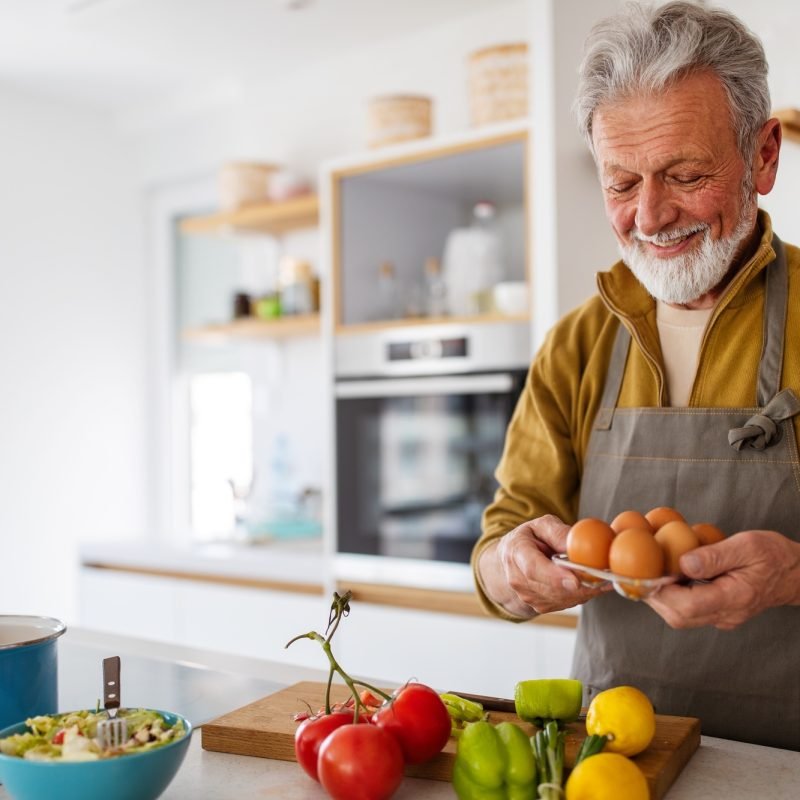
<box><xmin>1</xmin><ymin>628</ymin><xmax>796</xmax><ymax>800</ymax></box>
<box><xmin>79</xmin><ymin>537</ymin><xmax>326</xmax><ymax>587</ymax></box>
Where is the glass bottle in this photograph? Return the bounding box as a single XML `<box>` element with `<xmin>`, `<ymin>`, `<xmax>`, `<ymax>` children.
<box><xmin>376</xmin><ymin>260</ymin><xmax>399</xmax><ymax>320</ymax></box>
<box><xmin>424</xmin><ymin>256</ymin><xmax>448</xmax><ymax>317</ymax></box>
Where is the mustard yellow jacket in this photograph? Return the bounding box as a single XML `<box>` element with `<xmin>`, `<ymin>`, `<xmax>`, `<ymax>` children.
<box><xmin>474</xmin><ymin>211</ymin><xmax>800</xmax><ymax>619</ymax></box>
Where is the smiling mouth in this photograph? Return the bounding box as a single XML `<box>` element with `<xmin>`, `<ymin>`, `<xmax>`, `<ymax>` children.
<box><xmin>637</xmin><ymin>229</ymin><xmax>702</xmax><ymax>253</ymax></box>
<box><xmin>651</xmin><ymin>232</ymin><xmax>694</xmax><ymax>247</ymax></box>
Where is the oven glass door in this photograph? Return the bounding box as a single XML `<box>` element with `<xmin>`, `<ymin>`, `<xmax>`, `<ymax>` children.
<box><xmin>335</xmin><ymin>372</ymin><xmax>525</xmax><ymax>564</ymax></box>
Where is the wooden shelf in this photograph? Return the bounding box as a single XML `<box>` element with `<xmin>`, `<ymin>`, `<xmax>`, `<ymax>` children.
<box><xmin>183</xmin><ymin>314</ymin><xmax>321</xmax><ymax>342</ymax></box>
<box><xmin>179</xmin><ymin>194</ymin><xmax>319</xmax><ymax>236</ymax></box>
<box><xmin>775</xmin><ymin>108</ymin><xmax>800</xmax><ymax>144</ymax></box>
<box><xmin>336</xmin><ymin>311</ymin><xmax>530</xmax><ymax>335</ymax></box>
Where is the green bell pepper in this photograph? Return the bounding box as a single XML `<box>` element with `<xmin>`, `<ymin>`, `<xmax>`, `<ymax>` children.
<box><xmin>453</xmin><ymin>720</ymin><xmax>537</xmax><ymax>800</ymax></box>
<box><xmin>514</xmin><ymin>679</ymin><xmax>583</xmax><ymax>726</ymax></box>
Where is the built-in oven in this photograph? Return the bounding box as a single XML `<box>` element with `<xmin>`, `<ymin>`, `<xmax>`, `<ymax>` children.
<box><xmin>333</xmin><ymin>321</ymin><xmax>530</xmax><ymax>590</ymax></box>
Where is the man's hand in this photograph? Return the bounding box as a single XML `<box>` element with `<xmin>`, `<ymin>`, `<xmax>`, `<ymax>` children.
<box><xmin>478</xmin><ymin>514</ymin><xmax>611</xmax><ymax>618</ymax></box>
<box><xmin>646</xmin><ymin>530</ymin><xmax>800</xmax><ymax>630</ymax></box>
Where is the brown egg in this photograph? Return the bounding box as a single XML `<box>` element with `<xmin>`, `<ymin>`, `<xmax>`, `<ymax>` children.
<box><xmin>610</xmin><ymin>510</ymin><xmax>653</xmax><ymax>535</ymax></box>
<box><xmin>609</xmin><ymin>527</ymin><xmax>665</xmax><ymax>579</ymax></box>
<box><xmin>566</xmin><ymin>518</ymin><xmax>616</xmax><ymax>570</ymax></box>
<box><xmin>645</xmin><ymin>506</ymin><xmax>685</xmax><ymax>531</ymax></box>
<box><xmin>654</xmin><ymin>521</ymin><xmax>700</xmax><ymax>575</ymax></box>
<box><xmin>692</xmin><ymin>522</ymin><xmax>726</xmax><ymax>545</ymax></box>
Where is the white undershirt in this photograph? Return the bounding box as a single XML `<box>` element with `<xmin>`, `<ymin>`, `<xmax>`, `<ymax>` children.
<box><xmin>656</xmin><ymin>301</ymin><xmax>715</xmax><ymax>407</ymax></box>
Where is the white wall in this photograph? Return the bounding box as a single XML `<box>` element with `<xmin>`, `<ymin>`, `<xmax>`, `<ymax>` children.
<box><xmin>724</xmin><ymin>0</ymin><xmax>800</xmax><ymax>245</ymax></box>
<box><xmin>0</xmin><ymin>83</ymin><xmax>147</xmax><ymax>623</ymax></box>
<box><xmin>128</xmin><ymin>1</ymin><xmax>531</xmax><ymax>183</ymax></box>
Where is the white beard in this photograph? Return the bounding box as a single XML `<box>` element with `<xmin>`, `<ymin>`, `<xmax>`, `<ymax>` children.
<box><xmin>619</xmin><ymin>201</ymin><xmax>755</xmax><ymax>304</ymax></box>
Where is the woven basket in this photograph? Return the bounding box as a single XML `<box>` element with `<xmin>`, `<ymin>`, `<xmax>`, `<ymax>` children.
<box><xmin>367</xmin><ymin>95</ymin><xmax>433</xmax><ymax>148</ymax></box>
<box><xmin>219</xmin><ymin>162</ymin><xmax>278</xmax><ymax>211</ymax></box>
<box><xmin>468</xmin><ymin>42</ymin><xmax>528</xmax><ymax>126</ymax></box>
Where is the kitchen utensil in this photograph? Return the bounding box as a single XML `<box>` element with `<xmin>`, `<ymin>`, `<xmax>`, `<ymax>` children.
<box><xmin>0</xmin><ymin>710</ymin><xmax>192</xmax><ymax>800</ymax></box>
<box><xmin>441</xmin><ymin>690</ymin><xmax>516</xmax><ymax>714</ymax></box>
<box><xmin>97</xmin><ymin>656</ymin><xmax>127</xmax><ymax>750</ymax></box>
<box><xmin>202</xmin><ymin>680</ymin><xmax>700</xmax><ymax>799</ymax></box>
<box><xmin>0</xmin><ymin>615</ymin><xmax>66</xmax><ymax>730</ymax></box>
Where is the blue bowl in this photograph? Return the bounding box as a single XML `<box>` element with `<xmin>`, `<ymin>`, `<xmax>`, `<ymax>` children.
<box><xmin>0</xmin><ymin>710</ymin><xmax>192</xmax><ymax>800</ymax></box>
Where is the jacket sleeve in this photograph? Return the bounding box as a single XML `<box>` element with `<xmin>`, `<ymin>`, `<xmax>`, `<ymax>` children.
<box><xmin>471</xmin><ymin>318</ymin><xmax>584</xmax><ymax>620</ymax></box>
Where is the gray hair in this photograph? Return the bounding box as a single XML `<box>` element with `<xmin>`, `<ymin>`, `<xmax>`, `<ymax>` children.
<box><xmin>575</xmin><ymin>1</ymin><xmax>771</xmax><ymax>162</ymax></box>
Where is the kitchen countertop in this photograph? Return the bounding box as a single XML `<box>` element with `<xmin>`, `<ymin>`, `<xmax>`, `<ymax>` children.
<box><xmin>78</xmin><ymin>539</ymin><xmax>580</xmax><ymax>625</ymax></box>
<box><xmin>1</xmin><ymin>628</ymin><xmax>796</xmax><ymax>799</ymax></box>
<box><xmin>79</xmin><ymin>538</ymin><xmax>326</xmax><ymax>591</ymax></box>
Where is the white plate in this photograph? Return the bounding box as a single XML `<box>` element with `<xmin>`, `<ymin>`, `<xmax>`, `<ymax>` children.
<box><xmin>551</xmin><ymin>554</ymin><xmax>679</xmax><ymax>601</ymax></box>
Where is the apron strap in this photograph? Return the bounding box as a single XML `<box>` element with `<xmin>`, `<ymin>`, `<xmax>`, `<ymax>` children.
<box><xmin>729</xmin><ymin>388</ymin><xmax>800</xmax><ymax>450</ymax></box>
<box><xmin>728</xmin><ymin>233</ymin><xmax>800</xmax><ymax>451</ymax></box>
<box><xmin>593</xmin><ymin>321</ymin><xmax>630</xmax><ymax>431</ymax></box>
<box><xmin>757</xmin><ymin>234</ymin><xmax>788</xmax><ymax>406</ymax></box>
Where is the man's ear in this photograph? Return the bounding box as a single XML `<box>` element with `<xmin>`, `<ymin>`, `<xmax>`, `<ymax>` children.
<box><xmin>754</xmin><ymin>118</ymin><xmax>781</xmax><ymax>196</ymax></box>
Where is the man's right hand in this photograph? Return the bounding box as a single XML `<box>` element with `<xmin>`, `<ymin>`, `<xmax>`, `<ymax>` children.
<box><xmin>478</xmin><ymin>514</ymin><xmax>611</xmax><ymax>618</ymax></box>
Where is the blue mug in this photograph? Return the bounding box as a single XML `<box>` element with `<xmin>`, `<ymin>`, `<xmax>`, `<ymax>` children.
<box><xmin>0</xmin><ymin>616</ymin><xmax>66</xmax><ymax>731</ymax></box>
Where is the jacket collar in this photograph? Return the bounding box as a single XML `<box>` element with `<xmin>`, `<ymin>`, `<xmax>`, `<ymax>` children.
<box><xmin>596</xmin><ymin>209</ymin><xmax>777</xmax><ymax>321</ymax></box>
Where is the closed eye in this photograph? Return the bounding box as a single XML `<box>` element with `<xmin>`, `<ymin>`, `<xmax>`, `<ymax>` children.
<box><xmin>671</xmin><ymin>174</ymin><xmax>703</xmax><ymax>185</ymax></box>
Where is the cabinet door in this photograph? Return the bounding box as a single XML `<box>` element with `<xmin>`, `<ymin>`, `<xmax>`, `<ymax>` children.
<box><xmin>172</xmin><ymin>582</ymin><xmax>330</xmax><ymax>669</ymax></box>
<box><xmin>335</xmin><ymin>602</ymin><xmax>577</xmax><ymax>694</ymax></box>
<box><xmin>78</xmin><ymin>568</ymin><xmax>178</xmax><ymax>642</ymax></box>
<box><xmin>78</xmin><ymin>568</ymin><xmax>331</xmax><ymax>670</ymax></box>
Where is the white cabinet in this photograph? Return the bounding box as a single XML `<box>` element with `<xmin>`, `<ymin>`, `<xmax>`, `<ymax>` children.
<box><xmin>78</xmin><ymin>568</ymin><xmax>577</xmax><ymax>690</ymax></box>
<box><xmin>335</xmin><ymin>602</ymin><xmax>576</xmax><ymax>695</ymax></box>
<box><xmin>77</xmin><ymin>568</ymin><xmax>330</xmax><ymax>670</ymax></box>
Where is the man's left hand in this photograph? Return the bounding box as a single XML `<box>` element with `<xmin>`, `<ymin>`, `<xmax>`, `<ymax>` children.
<box><xmin>646</xmin><ymin>530</ymin><xmax>800</xmax><ymax>630</ymax></box>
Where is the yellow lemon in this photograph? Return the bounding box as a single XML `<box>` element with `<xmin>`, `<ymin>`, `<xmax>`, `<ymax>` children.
<box><xmin>585</xmin><ymin>686</ymin><xmax>655</xmax><ymax>757</ymax></box>
<box><xmin>565</xmin><ymin>752</ymin><xmax>649</xmax><ymax>800</ymax></box>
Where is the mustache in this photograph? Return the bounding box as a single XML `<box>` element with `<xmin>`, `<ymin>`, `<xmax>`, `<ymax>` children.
<box><xmin>630</xmin><ymin>222</ymin><xmax>709</xmax><ymax>244</ymax></box>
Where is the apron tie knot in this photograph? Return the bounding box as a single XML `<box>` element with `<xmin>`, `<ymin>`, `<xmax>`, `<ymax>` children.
<box><xmin>728</xmin><ymin>389</ymin><xmax>800</xmax><ymax>451</ymax></box>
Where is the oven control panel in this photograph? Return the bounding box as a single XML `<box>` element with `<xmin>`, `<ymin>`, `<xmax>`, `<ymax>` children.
<box><xmin>387</xmin><ymin>336</ymin><xmax>468</xmax><ymax>361</ymax></box>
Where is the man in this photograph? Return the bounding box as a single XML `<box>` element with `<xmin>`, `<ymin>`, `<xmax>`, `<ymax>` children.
<box><xmin>473</xmin><ymin>1</ymin><xmax>800</xmax><ymax>751</ymax></box>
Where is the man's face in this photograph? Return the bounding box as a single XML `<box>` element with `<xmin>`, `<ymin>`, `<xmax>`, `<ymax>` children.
<box><xmin>592</xmin><ymin>71</ymin><xmax>758</xmax><ymax>305</ymax></box>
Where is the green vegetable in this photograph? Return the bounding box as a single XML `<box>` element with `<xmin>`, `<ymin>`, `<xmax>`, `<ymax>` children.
<box><xmin>453</xmin><ymin>720</ymin><xmax>537</xmax><ymax>800</ymax></box>
<box><xmin>440</xmin><ymin>692</ymin><xmax>487</xmax><ymax>738</ymax></box>
<box><xmin>440</xmin><ymin>693</ymin><xmax>486</xmax><ymax>722</ymax></box>
<box><xmin>574</xmin><ymin>733</ymin><xmax>608</xmax><ymax>765</ymax></box>
<box><xmin>531</xmin><ymin>720</ymin><xmax>565</xmax><ymax>800</ymax></box>
<box><xmin>514</xmin><ymin>679</ymin><xmax>583</xmax><ymax>725</ymax></box>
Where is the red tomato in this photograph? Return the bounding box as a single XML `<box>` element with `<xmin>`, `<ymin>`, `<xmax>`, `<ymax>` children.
<box><xmin>294</xmin><ymin>712</ymin><xmax>367</xmax><ymax>782</ymax></box>
<box><xmin>318</xmin><ymin>723</ymin><xmax>404</xmax><ymax>800</ymax></box>
<box><xmin>372</xmin><ymin>683</ymin><xmax>451</xmax><ymax>764</ymax></box>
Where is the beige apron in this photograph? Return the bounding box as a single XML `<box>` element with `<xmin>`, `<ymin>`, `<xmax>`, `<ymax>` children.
<box><xmin>572</xmin><ymin>236</ymin><xmax>800</xmax><ymax>751</ymax></box>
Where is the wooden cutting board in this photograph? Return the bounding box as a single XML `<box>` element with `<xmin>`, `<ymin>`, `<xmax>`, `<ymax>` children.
<box><xmin>202</xmin><ymin>681</ymin><xmax>700</xmax><ymax>800</ymax></box>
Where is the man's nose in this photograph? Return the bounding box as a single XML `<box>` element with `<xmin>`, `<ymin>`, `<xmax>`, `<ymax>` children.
<box><xmin>635</xmin><ymin>179</ymin><xmax>678</xmax><ymax>236</ymax></box>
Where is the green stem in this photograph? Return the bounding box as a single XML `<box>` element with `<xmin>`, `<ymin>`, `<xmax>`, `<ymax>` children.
<box><xmin>285</xmin><ymin>590</ymin><xmax>391</xmax><ymax>717</ymax></box>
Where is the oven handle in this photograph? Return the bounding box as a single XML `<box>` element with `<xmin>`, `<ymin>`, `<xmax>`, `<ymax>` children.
<box><xmin>335</xmin><ymin>373</ymin><xmax>515</xmax><ymax>399</ymax></box>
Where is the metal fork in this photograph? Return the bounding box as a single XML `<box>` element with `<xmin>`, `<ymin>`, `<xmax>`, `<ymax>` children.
<box><xmin>97</xmin><ymin>656</ymin><xmax>128</xmax><ymax>749</ymax></box>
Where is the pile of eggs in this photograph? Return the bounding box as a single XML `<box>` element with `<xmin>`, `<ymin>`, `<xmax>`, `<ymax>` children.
<box><xmin>566</xmin><ymin>507</ymin><xmax>726</xmax><ymax>580</ymax></box>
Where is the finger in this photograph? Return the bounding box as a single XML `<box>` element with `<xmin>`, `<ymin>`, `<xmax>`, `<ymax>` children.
<box><xmin>528</xmin><ymin>514</ymin><xmax>572</xmax><ymax>554</ymax></box>
<box><xmin>505</xmin><ymin>545</ymin><xmax>606</xmax><ymax>612</ymax></box>
<box><xmin>646</xmin><ymin>580</ymin><xmax>731</xmax><ymax>628</ymax></box>
<box><xmin>680</xmin><ymin>536</ymin><xmax>750</xmax><ymax>580</ymax></box>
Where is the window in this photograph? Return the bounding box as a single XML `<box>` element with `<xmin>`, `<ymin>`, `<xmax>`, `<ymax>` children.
<box><xmin>189</xmin><ymin>372</ymin><xmax>253</xmax><ymax>540</ymax></box>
